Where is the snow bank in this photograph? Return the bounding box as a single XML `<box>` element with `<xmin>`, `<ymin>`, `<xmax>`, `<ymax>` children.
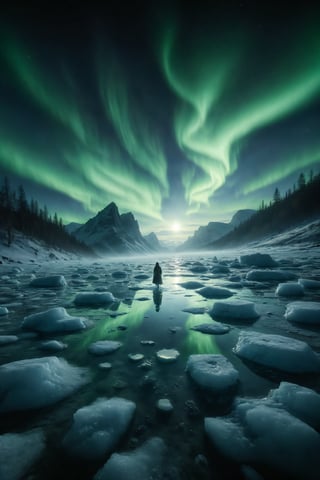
<box><xmin>234</xmin><ymin>331</ymin><xmax>320</xmax><ymax>373</ymax></box>
<box><xmin>190</xmin><ymin>323</ymin><xmax>230</xmax><ymax>335</ymax></box>
<box><xmin>74</xmin><ymin>291</ymin><xmax>115</xmax><ymax>306</ymax></box>
<box><xmin>29</xmin><ymin>275</ymin><xmax>67</xmax><ymax>288</ymax></box>
<box><xmin>196</xmin><ymin>286</ymin><xmax>233</xmax><ymax>299</ymax></box>
<box><xmin>240</xmin><ymin>253</ymin><xmax>278</xmax><ymax>268</ymax></box>
<box><xmin>246</xmin><ymin>269</ymin><xmax>296</xmax><ymax>281</ymax></box>
<box><xmin>186</xmin><ymin>354</ymin><xmax>239</xmax><ymax>394</ymax></box>
<box><xmin>0</xmin><ymin>356</ymin><xmax>89</xmax><ymax>413</ymax></box>
<box><xmin>0</xmin><ymin>429</ymin><xmax>45</xmax><ymax>480</ymax></box>
<box><xmin>93</xmin><ymin>437</ymin><xmax>166</xmax><ymax>480</ymax></box>
<box><xmin>88</xmin><ymin>340</ymin><xmax>122</xmax><ymax>355</ymax></box>
<box><xmin>22</xmin><ymin>307</ymin><xmax>89</xmax><ymax>333</ymax></box>
<box><xmin>284</xmin><ymin>301</ymin><xmax>320</xmax><ymax>325</ymax></box>
<box><xmin>275</xmin><ymin>282</ymin><xmax>304</xmax><ymax>297</ymax></box>
<box><xmin>210</xmin><ymin>300</ymin><xmax>259</xmax><ymax>321</ymax></box>
<box><xmin>62</xmin><ymin>397</ymin><xmax>136</xmax><ymax>460</ymax></box>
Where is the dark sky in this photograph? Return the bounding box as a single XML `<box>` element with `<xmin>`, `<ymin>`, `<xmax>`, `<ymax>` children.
<box><xmin>1</xmin><ymin>1</ymin><xmax>320</xmax><ymax>244</ymax></box>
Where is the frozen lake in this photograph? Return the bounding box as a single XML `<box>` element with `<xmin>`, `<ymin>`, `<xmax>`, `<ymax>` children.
<box><xmin>1</xmin><ymin>246</ymin><xmax>320</xmax><ymax>480</ymax></box>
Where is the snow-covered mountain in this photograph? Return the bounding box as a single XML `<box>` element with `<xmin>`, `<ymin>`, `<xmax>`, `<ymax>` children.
<box><xmin>144</xmin><ymin>232</ymin><xmax>164</xmax><ymax>251</ymax></box>
<box><xmin>71</xmin><ymin>202</ymin><xmax>156</xmax><ymax>255</ymax></box>
<box><xmin>181</xmin><ymin>209</ymin><xmax>256</xmax><ymax>250</ymax></box>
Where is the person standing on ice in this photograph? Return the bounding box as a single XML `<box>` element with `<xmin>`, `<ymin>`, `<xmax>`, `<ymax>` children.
<box><xmin>152</xmin><ymin>262</ymin><xmax>162</xmax><ymax>287</ymax></box>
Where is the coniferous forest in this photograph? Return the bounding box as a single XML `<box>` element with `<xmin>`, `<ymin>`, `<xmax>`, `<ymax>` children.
<box><xmin>210</xmin><ymin>171</ymin><xmax>320</xmax><ymax>248</ymax></box>
<box><xmin>0</xmin><ymin>177</ymin><xmax>93</xmax><ymax>255</ymax></box>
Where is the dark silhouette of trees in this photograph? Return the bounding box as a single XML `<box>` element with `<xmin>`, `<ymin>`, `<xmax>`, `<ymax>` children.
<box><xmin>0</xmin><ymin>177</ymin><xmax>93</xmax><ymax>255</ymax></box>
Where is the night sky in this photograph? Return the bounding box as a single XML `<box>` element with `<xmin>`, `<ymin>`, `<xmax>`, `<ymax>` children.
<box><xmin>1</xmin><ymin>2</ymin><xmax>320</xmax><ymax>244</ymax></box>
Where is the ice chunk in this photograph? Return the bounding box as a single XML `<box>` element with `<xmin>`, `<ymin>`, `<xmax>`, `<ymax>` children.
<box><xmin>0</xmin><ymin>356</ymin><xmax>89</xmax><ymax>413</ymax></box>
<box><xmin>182</xmin><ymin>307</ymin><xmax>206</xmax><ymax>314</ymax></box>
<box><xmin>246</xmin><ymin>269</ymin><xmax>296</xmax><ymax>281</ymax></box>
<box><xmin>210</xmin><ymin>300</ymin><xmax>259</xmax><ymax>320</ymax></box>
<box><xmin>0</xmin><ymin>335</ymin><xmax>18</xmax><ymax>345</ymax></box>
<box><xmin>29</xmin><ymin>275</ymin><xmax>67</xmax><ymax>288</ymax></box>
<box><xmin>190</xmin><ymin>323</ymin><xmax>230</xmax><ymax>335</ymax></box>
<box><xmin>205</xmin><ymin>404</ymin><xmax>320</xmax><ymax>479</ymax></box>
<box><xmin>22</xmin><ymin>307</ymin><xmax>89</xmax><ymax>333</ymax></box>
<box><xmin>39</xmin><ymin>340</ymin><xmax>67</xmax><ymax>351</ymax></box>
<box><xmin>275</xmin><ymin>282</ymin><xmax>304</xmax><ymax>296</ymax></box>
<box><xmin>74</xmin><ymin>291</ymin><xmax>115</xmax><ymax>306</ymax></box>
<box><xmin>196</xmin><ymin>286</ymin><xmax>233</xmax><ymax>299</ymax></box>
<box><xmin>234</xmin><ymin>331</ymin><xmax>320</xmax><ymax>373</ymax></box>
<box><xmin>240</xmin><ymin>253</ymin><xmax>278</xmax><ymax>268</ymax></box>
<box><xmin>157</xmin><ymin>399</ymin><xmax>173</xmax><ymax>412</ymax></box>
<box><xmin>112</xmin><ymin>271</ymin><xmax>127</xmax><ymax>279</ymax></box>
<box><xmin>298</xmin><ymin>278</ymin><xmax>320</xmax><ymax>289</ymax></box>
<box><xmin>0</xmin><ymin>429</ymin><xmax>45</xmax><ymax>480</ymax></box>
<box><xmin>179</xmin><ymin>281</ymin><xmax>204</xmax><ymax>289</ymax></box>
<box><xmin>93</xmin><ymin>437</ymin><xmax>166</xmax><ymax>480</ymax></box>
<box><xmin>284</xmin><ymin>301</ymin><xmax>320</xmax><ymax>325</ymax></box>
<box><xmin>88</xmin><ymin>340</ymin><xmax>122</xmax><ymax>355</ymax></box>
<box><xmin>0</xmin><ymin>306</ymin><xmax>9</xmax><ymax>315</ymax></box>
<box><xmin>156</xmin><ymin>348</ymin><xmax>180</xmax><ymax>362</ymax></box>
<box><xmin>269</xmin><ymin>382</ymin><xmax>320</xmax><ymax>429</ymax></box>
<box><xmin>62</xmin><ymin>397</ymin><xmax>136</xmax><ymax>460</ymax></box>
<box><xmin>189</xmin><ymin>263</ymin><xmax>208</xmax><ymax>273</ymax></box>
<box><xmin>186</xmin><ymin>354</ymin><xmax>239</xmax><ymax>394</ymax></box>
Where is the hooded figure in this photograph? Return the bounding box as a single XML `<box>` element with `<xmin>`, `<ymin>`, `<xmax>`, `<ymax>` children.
<box><xmin>152</xmin><ymin>262</ymin><xmax>162</xmax><ymax>287</ymax></box>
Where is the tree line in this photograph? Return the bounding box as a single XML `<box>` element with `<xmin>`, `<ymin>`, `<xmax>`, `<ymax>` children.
<box><xmin>0</xmin><ymin>177</ymin><xmax>92</xmax><ymax>254</ymax></box>
<box><xmin>211</xmin><ymin>170</ymin><xmax>320</xmax><ymax>248</ymax></box>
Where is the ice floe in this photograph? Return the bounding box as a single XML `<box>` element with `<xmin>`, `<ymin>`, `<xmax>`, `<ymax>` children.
<box><xmin>234</xmin><ymin>331</ymin><xmax>320</xmax><ymax>373</ymax></box>
<box><xmin>179</xmin><ymin>281</ymin><xmax>204</xmax><ymax>289</ymax></box>
<box><xmin>240</xmin><ymin>253</ymin><xmax>278</xmax><ymax>268</ymax></box>
<box><xmin>62</xmin><ymin>397</ymin><xmax>136</xmax><ymax>460</ymax></box>
<box><xmin>0</xmin><ymin>335</ymin><xmax>18</xmax><ymax>345</ymax></box>
<box><xmin>275</xmin><ymin>282</ymin><xmax>304</xmax><ymax>296</ymax></box>
<box><xmin>156</xmin><ymin>348</ymin><xmax>180</xmax><ymax>362</ymax></box>
<box><xmin>0</xmin><ymin>356</ymin><xmax>89</xmax><ymax>413</ymax></box>
<box><xmin>22</xmin><ymin>307</ymin><xmax>89</xmax><ymax>333</ymax></box>
<box><xmin>74</xmin><ymin>291</ymin><xmax>115</xmax><ymax>306</ymax></box>
<box><xmin>190</xmin><ymin>323</ymin><xmax>230</xmax><ymax>335</ymax></box>
<box><xmin>29</xmin><ymin>275</ymin><xmax>67</xmax><ymax>288</ymax></box>
<box><xmin>0</xmin><ymin>429</ymin><xmax>45</xmax><ymax>480</ymax></box>
<box><xmin>93</xmin><ymin>437</ymin><xmax>166</xmax><ymax>480</ymax></box>
<box><xmin>186</xmin><ymin>354</ymin><xmax>239</xmax><ymax>394</ymax></box>
<box><xmin>246</xmin><ymin>269</ymin><xmax>296</xmax><ymax>281</ymax></box>
<box><xmin>157</xmin><ymin>399</ymin><xmax>173</xmax><ymax>413</ymax></box>
<box><xmin>298</xmin><ymin>278</ymin><xmax>320</xmax><ymax>289</ymax></box>
<box><xmin>196</xmin><ymin>286</ymin><xmax>233</xmax><ymax>299</ymax></box>
<box><xmin>284</xmin><ymin>301</ymin><xmax>320</xmax><ymax>325</ymax></box>
<box><xmin>39</xmin><ymin>340</ymin><xmax>67</xmax><ymax>351</ymax></box>
<box><xmin>88</xmin><ymin>340</ymin><xmax>122</xmax><ymax>355</ymax></box>
<box><xmin>210</xmin><ymin>300</ymin><xmax>259</xmax><ymax>321</ymax></box>
<box><xmin>0</xmin><ymin>306</ymin><xmax>9</xmax><ymax>315</ymax></box>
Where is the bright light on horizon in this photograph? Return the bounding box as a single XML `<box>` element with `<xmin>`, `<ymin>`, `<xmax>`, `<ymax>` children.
<box><xmin>171</xmin><ymin>221</ymin><xmax>181</xmax><ymax>232</ymax></box>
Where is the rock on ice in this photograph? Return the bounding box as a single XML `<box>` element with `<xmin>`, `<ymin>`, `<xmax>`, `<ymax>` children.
<box><xmin>29</xmin><ymin>275</ymin><xmax>67</xmax><ymax>288</ymax></box>
<box><xmin>74</xmin><ymin>291</ymin><xmax>115</xmax><ymax>306</ymax></box>
<box><xmin>210</xmin><ymin>300</ymin><xmax>259</xmax><ymax>321</ymax></box>
<box><xmin>94</xmin><ymin>437</ymin><xmax>166</xmax><ymax>480</ymax></box>
<box><xmin>186</xmin><ymin>354</ymin><xmax>239</xmax><ymax>394</ymax></box>
<box><xmin>22</xmin><ymin>307</ymin><xmax>89</xmax><ymax>333</ymax></box>
<box><xmin>234</xmin><ymin>331</ymin><xmax>320</xmax><ymax>373</ymax></box>
<box><xmin>62</xmin><ymin>397</ymin><xmax>136</xmax><ymax>460</ymax></box>
<box><xmin>0</xmin><ymin>356</ymin><xmax>89</xmax><ymax>413</ymax></box>
<box><xmin>284</xmin><ymin>301</ymin><xmax>320</xmax><ymax>325</ymax></box>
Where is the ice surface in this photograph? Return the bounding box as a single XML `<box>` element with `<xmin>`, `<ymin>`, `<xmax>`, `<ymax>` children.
<box><xmin>182</xmin><ymin>307</ymin><xmax>206</xmax><ymax>314</ymax></box>
<box><xmin>29</xmin><ymin>275</ymin><xmax>67</xmax><ymax>288</ymax></box>
<box><xmin>62</xmin><ymin>397</ymin><xmax>136</xmax><ymax>460</ymax></box>
<box><xmin>284</xmin><ymin>301</ymin><xmax>320</xmax><ymax>325</ymax></box>
<box><xmin>240</xmin><ymin>253</ymin><xmax>278</xmax><ymax>268</ymax></box>
<box><xmin>88</xmin><ymin>340</ymin><xmax>122</xmax><ymax>355</ymax></box>
<box><xmin>196</xmin><ymin>286</ymin><xmax>233</xmax><ymax>299</ymax></box>
<box><xmin>179</xmin><ymin>281</ymin><xmax>204</xmax><ymax>289</ymax></box>
<box><xmin>0</xmin><ymin>335</ymin><xmax>18</xmax><ymax>345</ymax></box>
<box><xmin>186</xmin><ymin>354</ymin><xmax>239</xmax><ymax>393</ymax></box>
<box><xmin>156</xmin><ymin>348</ymin><xmax>180</xmax><ymax>362</ymax></box>
<box><xmin>0</xmin><ymin>429</ymin><xmax>45</xmax><ymax>480</ymax></box>
<box><xmin>74</xmin><ymin>291</ymin><xmax>115</xmax><ymax>306</ymax></box>
<box><xmin>93</xmin><ymin>437</ymin><xmax>166</xmax><ymax>480</ymax></box>
<box><xmin>275</xmin><ymin>282</ymin><xmax>305</xmax><ymax>296</ymax></box>
<box><xmin>0</xmin><ymin>306</ymin><xmax>9</xmax><ymax>315</ymax></box>
<box><xmin>246</xmin><ymin>269</ymin><xmax>296</xmax><ymax>281</ymax></box>
<box><xmin>234</xmin><ymin>331</ymin><xmax>320</xmax><ymax>373</ymax></box>
<box><xmin>190</xmin><ymin>323</ymin><xmax>230</xmax><ymax>334</ymax></box>
<box><xmin>269</xmin><ymin>382</ymin><xmax>320</xmax><ymax>429</ymax></box>
<box><xmin>0</xmin><ymin>356</ymin><xmax>89</xmax><ymax>413</ymax></box>
<box><xmin>205</xmin><ymin>403</ymin><xmax>320</xmax><ymax>480</ymax></box>
<box><xmin>210</xmin><ymin>300</ymin><xmax>259</xmax><ymax>320</ymax></box>
<box><xmin>298</xmin><ymin>278</ymin><xmax>320</xmax><ymax>289</ymax></box>
<box><xmin>22</xmin><ymin>307</ymin><xmax>89</xmax><ymax>333</ymax></box>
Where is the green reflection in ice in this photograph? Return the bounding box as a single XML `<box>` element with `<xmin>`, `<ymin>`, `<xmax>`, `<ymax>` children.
<box><xmin>183</xmin><ymin>314</ymin><xmax>220</xmax><ymax>355</ymax></box>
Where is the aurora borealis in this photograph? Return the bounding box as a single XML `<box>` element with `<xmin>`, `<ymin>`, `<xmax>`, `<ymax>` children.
<box><xmin>1</xmin><ymin>2</ymin><xmax>320</xmax><ymax>244</ymax></box>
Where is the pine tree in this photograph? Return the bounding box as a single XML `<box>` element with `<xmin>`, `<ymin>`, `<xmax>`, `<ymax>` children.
<box><xmin>298</xmin><ymin>173</ymin><xmax>306</xmax><ymax>189</ymax></box>
<box><xmin>273</xmin><ymin>187</ymin><xmax>281</xmax><ymax>203</ymax></box>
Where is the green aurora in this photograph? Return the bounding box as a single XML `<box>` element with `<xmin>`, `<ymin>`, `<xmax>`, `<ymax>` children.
<box><xmin>0</xmin><ymin>3</ymin><xmax>319</xmax><ymax>242</ymax></box>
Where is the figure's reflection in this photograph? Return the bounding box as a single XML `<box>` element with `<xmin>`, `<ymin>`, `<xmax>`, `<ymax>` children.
<box><xmin>153</xmin><ymin>287</ymin><xmax>163</xmax><ymax>312</ymax></box>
